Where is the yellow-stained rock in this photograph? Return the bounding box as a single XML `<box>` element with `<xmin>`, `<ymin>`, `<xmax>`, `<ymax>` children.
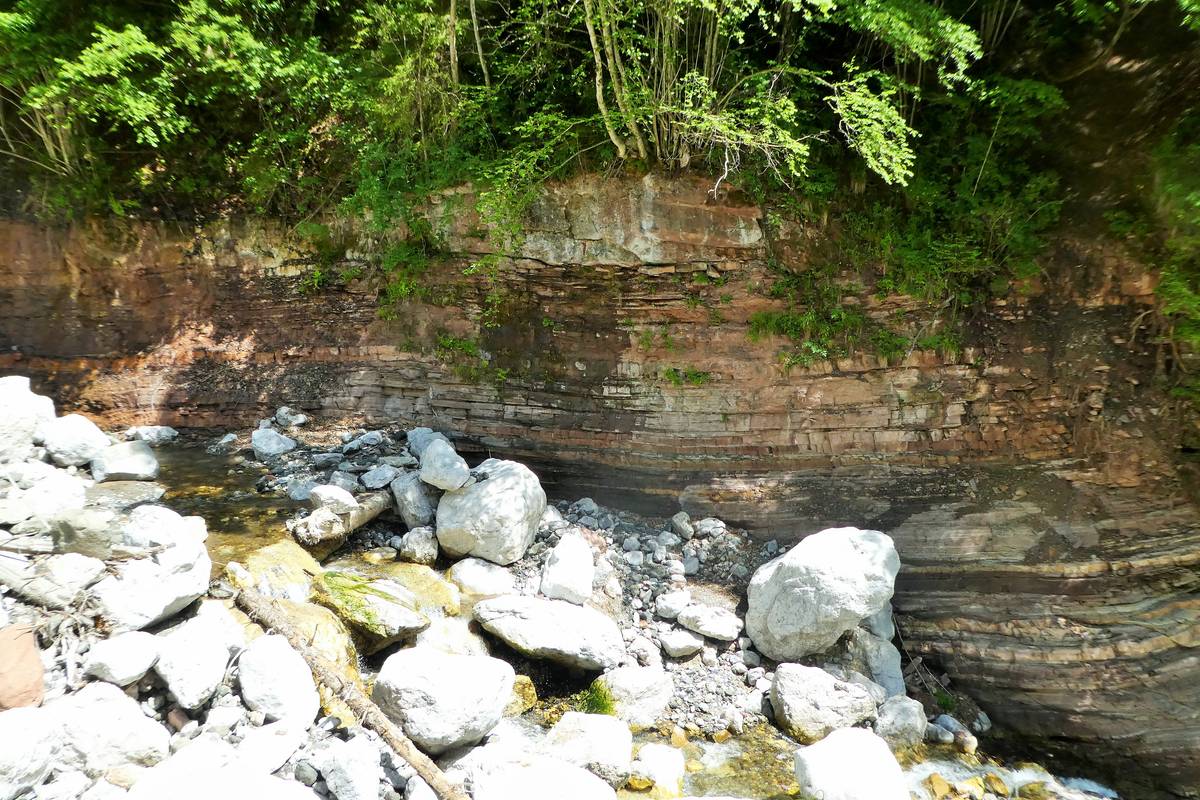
<box><xmin>926</xmin><ymin>773</ymin><xmax>953</xmax><ymax>800</ymax></box>
<box><xmin>361</xmin><ymin>547</ymin><xmax>397</xmax><ymax>565</ymax></box>
<box><xmin>984</xmin><ymin>773</ymin><xmax>1010</xmax><ymax>796</ymax></box>
<box><xmin>229</xmin><ymin>539</ymin><xmax>320</xmax><ymax>600</ymax></box>
<box><xmin>954</xmin><ymin>776</ymin><xmax>986</xmax><ymax>800</ymax></box>
<box><xmin>325</xmin><ymin>557</ymin><xmax>461</xmax><ymax>617</ymax></box>
<box><xmin>684</xmin><ymin>759</ymin><xmax>704</xmax><ymax>773</ymax></box>
<box><xmin>505</xmin><ymin>674</ymin><xmax>537</xmax><ymax>716</ymax></box>
<box><xmin>669</xmin><ymin>727</ymin><xmax>688</xmax><ymax>748</ymax></box>
<box><xmin>626</xmin><ymin>774</ymin><xmax>653</xmax><ymax>791</ymax></box>
<box><xmin>712</xmin><ymin>729</ymin><xmax>732</xmax><ymax>743</ymax></box>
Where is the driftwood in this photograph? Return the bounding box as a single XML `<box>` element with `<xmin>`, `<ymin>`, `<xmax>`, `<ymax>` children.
<box><xmin>234</xmin><ymin>585</ymin><xmax>469</xmax><ymax>800</ymax></box>
<box><xmin>290</xmin><ymin>491</ymin><xmax>393</xmax><ymax>560</ymax></box>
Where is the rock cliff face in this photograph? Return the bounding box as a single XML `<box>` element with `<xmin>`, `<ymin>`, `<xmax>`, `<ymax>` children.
<box><xmin>1</xmin><ymin>174</ymin><xmax>1198</xmax><ymax>797</ymax></box>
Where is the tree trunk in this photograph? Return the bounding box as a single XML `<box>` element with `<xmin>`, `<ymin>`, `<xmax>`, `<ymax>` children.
<box><xmin>448</xmin><ymin>0</ymin><xmax>460</xmax><ymax>85</ymax></box>
<box><xmin>468</xmin><ymin>0</ymin><xmax>490</xmax><ymax>88</ymax></box>
<box><xmin>235</xmin><ymin>586</ymin><xmax>470</xmax><ymax>800</ymax></box>
<box><xmin>582</xmin><ymin>0</ymin><xmax>628</xmax><ymax>159</ymax></box>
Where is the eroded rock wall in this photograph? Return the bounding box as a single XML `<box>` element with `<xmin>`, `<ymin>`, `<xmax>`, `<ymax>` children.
<box><xmin>1</xmin><ymin>174</ymin><xmax>1197</xmax><ymax>797</ymax></box>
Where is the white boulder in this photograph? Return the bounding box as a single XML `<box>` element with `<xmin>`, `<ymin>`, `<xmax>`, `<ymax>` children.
<box><xmin>309</xmin><ymin>484</ymin><xmax>359</xmax><ymax>514</ymax></box>
<box><xmin>154</xmin><ymin>607</ymin><xmax>242</xmax><ymax>710</ymax></box>
<box><xmin>447</xmin><ymin>558</ymin><xmax>514</xmax><ymax>602</ymax></box>
<box><xmin>540</xmin><ymin>530</ymin><xmax>594</xmax><ymax>605</ymax></box>
<box><xmin>91</xmin><ymin>440</ymin><xmax>159</xmax><ymax>482</ymax></box>
<box><xmin>90</xmin><ymin>525</ymin><xmax>210</xmax><ymax>631</ymax></box>
<box><xmin>629</xmin><ymin>743</ymin><xmax>684</xmax><ymax>797</ymax></box>
<box><xmin>238</xmin><ymin>634</ymin><xmax>319</xmax><ymax>727</ymax></box>
<box><xmin>676</xmin><ymin>604</ymin><xmax>743</xmax><ymax>641</ymax></box>
<box><xmin>312</xmin><ymin>735</ymin><xmax>381</xmax><ymax>800</ymax></box>
<box><xmin>406</xmin><ymin>428</ymin><xmax>450</xmax><ymax>457</ymax></box>
<box><xmin>544</xmin><ymin>712</ymin><xmax>632</xmax><ymax>786</ymax></box>
<box><xmin>595</xmin><ymin>666</ymin><xmax>673</xmax><ymax>730</ymax></box>
<box><xmin>50</xmin><ymin>681</ymin><xmax>169</xmax><ymax>776</ymax></box>
<box><xmin>472</xmin><ymin>759</ymin><xmax>615</xmax><ymax>800</ymax></box>
<box><xmin>250</xmin><ymin>428</ymin><xmax>296</xmax><ymax>460</ymax></box>
<box><xmin>0</xmin><ymin>377</ymin><xmax>55</xmax><ymax>464</ymax></box>
<box><xmin>85</xmin><ymin>631</ymin><xmax>160</xmax><ymax>686</ymax></box>
<box><xmin>845</xmin><ymin>629</ymin><xmax>905</xmax><ymax>697</ymax></box>
<box><xmin>746</xmin><ymin>527</ymin><xmax>900</xmax><ymax>661</ymax></box>
<box><xmin>0</xmin><ymin>706</ymin><xmax>58</xmax><ymax>800</ymax></box>
<box><xmin>419</xmin><ymin>439</ymin><xmax>470</xmax><ymax>490</ymax></box>
<box><xmin>398</xmin><ymin>526</ymin><xmax>439</xmax><ymax>565</ymax></box>
<box><xmin>770</xmin><ymin>664</ymin><xmax>876</xmax><ymax>743</ymax></box>
<box><xmin>659</xmin><ymin>628</ymin><xmax>704</xmax><ymax>658</ymax></box>
<box><xmin>123</xmin><ymin>425</ymin><xmax>179</xmax><ymax>446</ymax></box>
<box><xmin>372</xmin><ymin>648</ymin><xmax>513</xmax><ymax>755</ymax></box>
<box><xmin>275</xmin><ymin>407</ymin><xmax>309</xmax><ymax>428</ymax></box>
<box><xmin>473</xmin><ymin>595</ymin><xmax>623</xmax><ymax>670</ymax></box>
<box><xmin>41</xmin><ymin>414</ymin><xmax>111</xmax><ymax>467</ymax></box>
<box><xmin>654</xmin><ymin>590</ymin><xmax>691</xmax><ymax>620</ymax></box>
<box><xmin>873</xmin><ymin>695</ymin><xmax>927</xmax><ymax>751</ymax></box>
<box><xmin>793</xmin><ymin>727</ymin><xmax>907</xmax><ymax>800</ymax></box>
<box><xmin>436</xmin><ymin>458</ymin><xmax>546</xmax><ymax>565</ymax></box>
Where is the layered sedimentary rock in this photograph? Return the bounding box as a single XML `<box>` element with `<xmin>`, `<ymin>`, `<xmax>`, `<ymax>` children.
<box><xmin>1</xmin><ymin>173</ymin><xmax>1197</xmax><ymax>797</ymax></box>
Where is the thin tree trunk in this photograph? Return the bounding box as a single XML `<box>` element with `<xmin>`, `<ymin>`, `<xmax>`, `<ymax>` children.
<box><xmin>582</xmin><ymin>0</ymin><xmax>627</xmax><ymax>159</ymax></box>
<box><xmin>448</xmin><ymin>0</ymin><xmax>460</xmax><ymax>85</ymax></box>
<box><xmin>235</xmin><ymin>587</ymin><xmax>470</xmax><ymax>800</ymax></box>
<box><xmin>468</xmin><ymin>0</ymin><xmax>490</xmax><ymax>87</ymax></box>
<box><xmin>598</xmin><ymin>0</ymin><xmax>647</xmax><ymax>159</ymax></box>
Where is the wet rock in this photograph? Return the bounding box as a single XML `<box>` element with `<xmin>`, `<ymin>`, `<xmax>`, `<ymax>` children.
<box><xmin>676</xmin><ymin>605</ymin><xmax>743</xmax><ymax>641</ymax></box>
<box><xmin>629</xmin><ymin>743</ymin><xmax>684</xmax><ymax>796</ymax></box>
<box><xmin>793</xmin><ymin>728</ymin><xmax>907</xmax><ymax>800</ymax></box>
<box><xmin>474</xmin><ymin>596</ymin><xmax>623</xmax><ymax>670</ymax></box>
<box><xmin>0</xmin><ymin>376</ymin><xmax>55</xmax><ymax>464</ymax></box>
<box><xmin>227</xmin><ymin>539</ymin><xmax>321</xmax><ymax>601</ymax></box>
<box><xmin>436</xmin><ymin>459</ymin><xmax>546</xmax><ymax>565</ymax></box>
<box><xmin>251</xmin><ymin>428</ymin><xmax>297</xmax><ymax>461</ymax></box>
<box><xmin>770</xmin><ymin>664</ymin><xmax>876</xmax><ymax>743</ymax></box>
<box><xmin>746</xmin><ymin>527</ymin><xmax>899</xmax><ymax>661</ymax></box>
<box><xmin>91</xmin><ymin>441</ymin><xmax>159</xmax><ymax>483</ymax></box>
<box><xmin>207</xmin><ymin>432</ymin><xmax>239</xmax><ymax>454</ymax></box>
<box><xmin>398</xmin><ymin>526</ymin><xmax>438</xmax><ymax>566</ymax></box>
<box><xmin>316</xmin><ymin>572</ymin><xmax>430</xmax><ymax>653</ymax></box>
<box><xmin>0</xmin><ymin>706</ymin><xmax>58</xmax><ymax>800</ymax></box>
<box><xmin>540</xmin><ymin>529</ymin><xmax>594</xmax><ymax>605</ymax></box>
<box><xmin>85</xmin><ymin>631</ymin><xmax>160</xmax><ymax>686</ymax></box>
<box><xmin>935</xmin><ymin>714</ymin><xmax>979</xmax><ymax>755</ymax></box>
<box><xmin>389</xmin><ymin>472</ymin><xmax>438</xmax><ymax>528</ymax></box>
<box><xmin>595</xmin><ymin>666</ymin><xmax>673</xmax><ymax>730</ymax></box>
<box><xmin>238</xmin><ymin>634</ymin><xmax>320</xmax><ymax>727</ymax></box>
<box><xmin>309</xmin><ymin>484</ymin><xmax>359</xmax><ymax>514</ymax></box>
<box><xmin>41</xmin><ymin>414</ymin><xmax>110</xmax><ymax>467</ymax></box>
<box><xmin>373</xmin><ymin>648</ymin><xmax>514</xmax><ymax>755</ymax></box>
<box><xmin>123</xmin><ymin>425</ymin><xmax>179</xmax><ymax>446</ymax></box>
<box><xmin>418</xmin><ymin>439</ymin><xmax>470</xmax><ymax>491</ymax></box>
<box><xmin>51</xmin><ymin>681</ymin><xmax>169</xmax><ymax>777</ymax></box>
<box><xmin>544</xmin><ymin>712</ymin><xmax>632</xmax><ymax>787</ymax></box>
<box><xmin>873</xmin><ymin>695</ymin><xmax>927</xmax><ymax>751</ymax></box>
<box><xmin>447</xmin><ymin>557</ymin><xmax>514</xmax><ymax>603</ymax></box>
<box><xmin>0</xmin><ymin>625</ymin><xmax>43</xmax><ymax>710</ymax></box>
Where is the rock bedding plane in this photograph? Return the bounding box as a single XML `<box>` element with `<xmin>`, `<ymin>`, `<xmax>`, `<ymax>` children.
<box><xmin>0</xmin><ymin>379</ymin><xmax>1127</xmax><ymax>800</ymax></box>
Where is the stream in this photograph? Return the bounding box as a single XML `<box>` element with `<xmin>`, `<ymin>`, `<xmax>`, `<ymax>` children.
<box><xmin>152</xmin><ymin>440</ymin><xmax>1124</xmax><ymax>800</ymax></box>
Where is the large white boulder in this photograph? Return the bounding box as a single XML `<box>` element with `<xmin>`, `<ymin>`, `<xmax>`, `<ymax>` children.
<box><xmin>49</xmin><ymin>681</ymin><xmax>169</xmax><ymax>777</ymax></box>
<box><xmin>745</xmin><ymin>527</ymin><xmax>900</xmax><ymax>661</ymax></box>
<box><xmin>0</xmin><ymin>468</ymin><xmax>87</xmax><ymax>525</ymax></box>
<box><xmin>124</xmin><ymin>736</ymin><xmax>319</xmax><ymax>800</ymax></box>
<box><xmin>90</xmin><ymin>517</ymin><xmax>211</xmax><ymax>631</ymax></box>
<box><xmin>406</xmin><ymin>428</ymin><xmax>450</xmax><ymax>457</ymax></box>
<box><xmin>629</xmin><ymin>743</ymin><xmax>684</xmax><ymax>797</ymax></box>
<box><xmin>154</xmin><ymin>606</ymin><xmax>243</xmax><ymax>710</ymax></box>
<box><xmin>250</xmin><ymin>428</ymin><xmax>296</xmax><ymax>461</ymax></box>
<box><xmin>419</xmin><ymin>439</ymin><xmax>471</xmax><ymax>490</ymax></box>
<box><xmin>119</xmin><ymin>504</ymin><xmax>207</xmax><ymax>548</ymax></box>
<box><xmin>793</xmin><ymin>727</ymin><xmax>907</xmax><ymax>800</ymax></box>
<box><xmin>472</xmin><ymin>759</ymin><xmax>615</xmax><ymax>800</ymax></box>
<box><xmin>770</xmin><ymin>664</ymin><xmax>876</xmax><ymax>743</ymax></box>
<box><xmin>41</xmin><ymin>414</ymin><xmax>111</xmax><ymax>467</ymax></box>
<box><xmin>390</xmin><ymin>472</ymin><xmax>438</xmax><ymax>528</ymax></box>
<box><xmin>659</xmin><ymin>628</ymin><xmax>704</xmax><ymax>658</ymax></box>
<box><xmin>0</xmin><ymin>377</ymin><xmax>55</xmax><ymax>464</ymax></box>
<box><xmin>436</xmin><ymin>459</ymin><xmax>546</xmax><ymax>565</ymax></box>
<box><xmin>595</xmin><ymin>666</ymin><xmax>673</xmax><ymax>730</ymax></box>
<box><xmin>91</xmin><ymin>441</ymin><xmax>159</xmax><ymax>482</ymax></box>
<box><xmin>85</xmin><ymin>631</ymin><xmax>160</xmax><ymax>686</ymax></box>
<box><xmin>309</xmin><ymin>483</ymin><xmax>359</xmax><ymax>514</ymax></box>
<box><xmin>312</xmin><ymin>735</ymin><xmax>381</xmax><ymax>800</ymax></box>
<box><xmin>473</xmin><ymin>595</ymin><xmax>623</xmax><ymax>670</ymax></box>
<box><xmin>540</xmin><ymin>530</ymin><xmax>594</xmax><ymax>605</ymax></box>
<box><xmin>0</xmin><ymin>706</ymin><xmax>58</xmax><ymax>800</ymax></box>
<box><xmin>372</xmin><ymin>648</ymin><xmax>513</xmax><ymax>755</ymax></box>
<box><xmin>544</xmin><ymin>712</ymin><xmax>632</xmax><ymax>786</ymax></box>
<box><xmin>676</xmin><ymin>604</ymin><xmax>743</xmax><ymax>641</ymax></box>
<box><xmin>238</xmin><ymin>634</ymin><xmax>319</xmax><ymax>727</ymax></box>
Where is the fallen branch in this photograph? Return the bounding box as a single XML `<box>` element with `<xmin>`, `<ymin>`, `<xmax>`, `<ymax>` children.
<box><xmin>290</xmin><ymin>491</ymin><xmax>393</xmax><ymax>560</ymax></box>
<box><xmin>234</xmin><ymin>586</ymin><xmax>469</xmax><ymax>800</ymax></box>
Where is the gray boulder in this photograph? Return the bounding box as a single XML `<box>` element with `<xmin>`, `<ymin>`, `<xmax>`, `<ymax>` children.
<box><xmin>390</xmin><ymin>472</ymin><xmax>438</xmax><ymax>528</ymax></box>
<box><xmin>250</xmin><ymin>428</ymin><xmax>296</xmax><ymax>461</ymax></box>
<box><xmin>436</xmin><ymin>458</ymin><xmax>545</xmax><ymax>565</ymax></box>
<box><xmin>123</xmin><ymin>425</ymin><xmax>179</xmax><ymax>446</ymax></box>
<box><xmin>360</xmin><ymin>463</ymin><xmax>401</xmax><ymax>490</ymax></box>
<box><xmin>406</xmin><ymin>427</ymin><xmax>450</xmax><ymax>457</ymax></box>
<box><xmin>746</xmin><ymin>527</ymin><xmax>900</xmax><ymax>661</ymax></box>
<box><xmin>398</xmin><ymin>526</ymin><xmax>439</xmax><ymax>565</ymax></box>
<box><xmin>473</xmin><ymin>595</ymin><xmax>623</xmax><ymax>670</ymax></box>
<box><xmin>873</xmin><ymin>695</ymin><xmax>927</xmax><ymax>751</ymax></box>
